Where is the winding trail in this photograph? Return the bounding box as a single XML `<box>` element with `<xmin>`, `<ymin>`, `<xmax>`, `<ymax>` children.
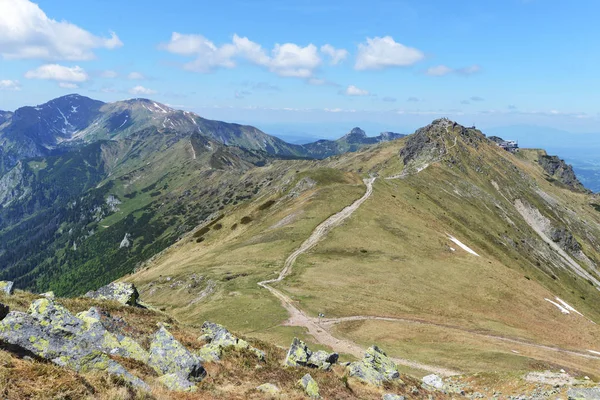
<box><xmin>258</xmin><ymin>176</ymin><xmax>600</xmax><ymax>377</ymax></box>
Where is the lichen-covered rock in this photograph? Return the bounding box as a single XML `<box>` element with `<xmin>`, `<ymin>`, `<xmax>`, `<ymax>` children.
<box><xmin>0</xmin><ymin>309</ymin><xmax>149</xmax><ymax>391</ymax></box>
<box><xmin>0</xmin><ymin>281</ymin><xmax>14</xmax><ymax>295</ymax></box>
<box><xmin>383</xmin><ymin>395</ymin><xmax>405</xmax><ymax>400</ymax></box>
<box><xmin>285</xmin><ymin>337</ymin><xmax>311</xmax><ymax>367</ymax></box>
<box><xmin>307</xmin><ymin>350</ymin><xmax>339</xmax><ymax>371</ymax></box>
<box><xmin>568</xmin><ymin>388</ymin><xmax>600</xmax><ymax>400</ymax></box>
<box><xmin>347</xmin><ymin>346</ymin><xmax>400</xmax><ymax>386</ymax></box>
<box><xmin>198</xmin><ymin>321</ymin><xmax>265</xmax><ymax>361</ymax></box>
<box><xmin>85</xmin><ymin>282</ymin><xmax>139</xmax><ymax>306</ymax></box>
<box><xmin>256</xmin><ymin>383</ymin><xmax>280</xmax><ymax>395</ymax></box>
<box><xmin>422</xmin><ymin>374</ymin><xmax>444</xmax><ymax>390</ymax></box>
<box><xmin>149</xmin><ymin>326</ymin><xmax>206</xmax><ymax>382</ymax></box>
<box><xmin>157</xmin><ymin>373</ymin><xmax>198</xmax><ymax>392</ymax></box>
<box><xmin>298</xmin><ymin>373</ymin><xmax>320</xmax><ymax>399</ymax></box>
<box><xmin>0</xmin><ymin>303</ymin><xmax>9</xmax><ymax>320</ymax></box>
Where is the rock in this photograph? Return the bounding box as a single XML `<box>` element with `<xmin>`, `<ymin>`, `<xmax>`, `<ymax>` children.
<box><xmin>383</xmin><ymin>395</ymin><xmax>405</xmax><ymax>400</ymax></box>
<box><xmin>307</xmin><ymin>350</ymin><xmax>339</xmax><ymax>371</ymax></box>
<box><xmin>347</xmin><ymin>345</ymin><xmax>400</xmax><ymax>386</ymax></box>
<box><xmin>157</xmin><ymin>373</ymin><xmax>198</xmax><ymax>392</ymax></box>
<box><xmin>284</xmin><ymin>337</ymin><xmax>337</xmax><ymax>370</ymax></box>
<box><xmin>422</xmin><ymin>374</ymin><xmax>444</xmax><ymax>390</ymax></box>
<box><xmin>0</xmin><ymin>281</ymin><xmax>14</xmax><ymax>295</ymax></box>
<box><xmin>0</xmin><ymin>307</ymin><xmax>149</xmax><ymax>391</ymax></box>
<box><xmin>40</xmin><ymin>291</ymin><xmax>55</xmax><ymax>299</ymax></box>
<box><xmin>256</xmin><ymin>383</ymin><xmax>280</xmax><ymax>395</ymax></box>
<box><xmin>568</xmin><ymin>388</ymin><xmax>600</xmax><ymax>400</ymax></box>
<box><xmin>85</xmin><ymin>282</ymin><xmax>139</xmax><ymax>306</ymax></box>
<box><xmin>298</xmin><ymin>373</ymin><xmax>320</xmax><ymax>399</ymax></box>
<box><xmin>148</xmin><ymin>326</ymin><xmax>206</xmax><ymax>382</ymax></box>
<box><xmin>0</xmin><ymin>303</ymin><xmax>8</xmax><ymax>320</ymax></box>
<box><xmin>198</xmin><ymin>321</ymin><xmax>265</xmax><ymax>361</ymax></box>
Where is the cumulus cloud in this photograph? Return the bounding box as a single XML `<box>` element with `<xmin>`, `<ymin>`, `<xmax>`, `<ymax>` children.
<box><xmin>127</xmin><ymin>71</ymin><xmax>145</xmax><ymax>80</ymax></box>
<box><xmin>320</xmin><ymin>44</ymin><xmax>348</xmax><ymax>65</ymax></box>
<box><xmin>382</xmin><ymin>96</ymin><xmax>397</xmax><ymax>102</ymax></box>
<box><xmin>101</xmin><ymin>70</ymin><xmax>118</xmax><ymax>78</ymax></box>
<box><xmin>0</xmin><ymin>79</ymin><xmax>21</xmax><ymax>91</ymax></box>
<box><xmin>25</xmin><ymin>64</ymin><xmax>89</xmax><ymax>82</ymax></box>
<box><xmin>470</xmin><ymin>96</ymin><xmax>484</xmax><ymax>102</ymax></box>
<box><xmin>129</xmin><ymin>85</ymin><xmax>156</xmax><ymax>95</ymax></box>
<box><xmin>426</xmin><ymin>64</ymin><xmax>481</xmax><ymax>76</ymax></box>
<box><xmin>355</xmin><ymin>36</ymin><xmax>424</xmax><ymax>70</ymax></box>
<box><xmin>0</xmin><ymin>0</ymin><xmax>122</xmax><ymax>60</ymax></box>
<box><xmin>58</xmin><ymin>82</ymin><xmax>78</xmax><ymax>89</ymax></box>
<box><xmin>161</xmin><ymin>33</ymin><xmax>322</xmax><ymax>78</ymax></box>
<box><xmin>343</xmin><ymin>85</ymin><xmax>369</xmax><ymax>96</ymax></box>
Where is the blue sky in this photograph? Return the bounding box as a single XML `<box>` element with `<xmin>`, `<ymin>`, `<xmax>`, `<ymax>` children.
<box><xmin>1</xmin><ymin>0</ymin><xmax>600</xmax><ymax>138</ymax></box>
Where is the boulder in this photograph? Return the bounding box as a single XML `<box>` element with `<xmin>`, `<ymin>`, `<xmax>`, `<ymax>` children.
<box><xmin>0</xmin><ymin>303</ymin><xmax>8</xmax><ymax>320</ymax></box>
<box><xmin>298</xmin><ymin>373</ymin><xmax>320</xmax><ymax>399</ymax></box>
<box><xmin>256</xmin><ymin>383</ymin><xmax>280</xmax><ymax>395</ymax></box>
<box><xmin>422</xmin><ymin>374</ymin><xmax>444</xmax><ymax>390</ymax></box>
<box><xmin>568</xmin><ymin>388</ymin><xmax>600</xmax><ymax>400</ymax></box>
<box><xmin>85</xmin><ymin>282</ymin><xmax>139</xmax><ymax>306</ymax></box>
<box><xmin>148</xmin><ymin>326</ymin><xmax>206</xmax><ymax>382</ymax></box>
<box><xmin>0</xmin><ymin>308</ymin><xmax>149</xmax><ymax>391</ymax></box>
<box><xmin>198</xmin><ymin>321</ymin><xmax>265</xmax><ymax>361</ymax></box>
<box><xmin>307</xmin><ymin>350</ymin><xmax>339</xmax><ymax>371</ymax></box>
<box><xmin>0</xmin><ymin>281</ymin><xmax>14</xmax><ymax>295</ymax></box>
<box><xmin>284</xmin><ymin>337</ymin><xmax>338</xmax><ymax>370</ymax></box>
<box><xmin>347</xmin><ymin>345</ymin><xmax>400</xmax><ymax>386</ymax></box>
<box><xmin>383</xmin><ymin>395</ymin><xmax>405</xmax><ymax>400</ymax></box>
<box><xmin>157</xmin><ymin>373</ymin><xmax>198</xmax><ymax>392</ymax></box>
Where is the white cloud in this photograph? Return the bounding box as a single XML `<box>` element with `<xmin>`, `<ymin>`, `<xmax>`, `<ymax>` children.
<box><xmin>101</xmin><ymin>70</ymin><xmax>118</xmax><ymax>78</ymax></box>
<box><xmin>25</xmin><ymin>64</ymin><xmax>89</xmax><ymax>82</ymax></box>
<box><xmin>0</xmin><ymin>79</ymin><xmax>21</xmax><ymax>90</ymax></box>
<box><xmin>161</xmin><ymin>33</ymin><xmax>322</xmax><ymax>78</ymax></box>
<box><xmin>58</xmin><ymin>82</ymin><xmax>78</xmax><ymax>89</ymax></box>
<box><xmin>320</xmin><ymin>44</ymin><xmax>348</xmax><ymax>65</ymax></box>
<box><xmin>355</xmin><ymin>36</ymin><xmax>424</xmax><ymax>70</ymax></box>
<box><xmin>426</xmin><ymin>64</ymin><xmax>481</xmax><ymax>76</ymax></box>
<box><xmin>129</xmin><ymin>85</ymin><xmax>156</xmax><ymax>95</ymax></box>
<box><xmin>127</xmin><ymin>71</ymin><xmax>145</xmax><ymax>80</ymax></box>
<box><xmin>344</xmin><ymin>85</ymin><xmax>369</xmax><ymax>96</ymax></box>
<box><xmin>0</xmin><ymin>0</ymin><xmax>122</xmax><ymax>60</ymax></box>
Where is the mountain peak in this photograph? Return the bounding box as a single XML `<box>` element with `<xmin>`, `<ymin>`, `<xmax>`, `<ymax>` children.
<box><xmin>342</xmin><ymin>127</ymin><xmax>367</xmax><ymax>143</ymax></box>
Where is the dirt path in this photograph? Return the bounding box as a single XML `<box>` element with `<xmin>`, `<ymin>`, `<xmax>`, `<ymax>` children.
<box><xmin>258</xmin><ymin>178</ymin><xmax>461</xmax><ymax>376</ymax></box>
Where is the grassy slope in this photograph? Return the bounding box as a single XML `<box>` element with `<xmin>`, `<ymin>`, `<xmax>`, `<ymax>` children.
<box><xmin>125</xmin><ymin>122</ymin><xmax>600</xmax><ymax>378</ymax></box>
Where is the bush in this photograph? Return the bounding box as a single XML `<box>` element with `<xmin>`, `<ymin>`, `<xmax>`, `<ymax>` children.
<box><xmin>258</xmin><ymin>199</ymin><xmax>276</xmax><ymax>211</ymax></box>
<box><xmin>213</xmin><ymin>223</ymin><xmax>222</xmax><ymax>230</ymax></box>
<box><xmin>193</xmin><ymin>227</ymin><xmax>210</xmax><ymax>238</ymax></box>
<box><xmin>240</xmin><ymin>216</ymin><xmax>253</xmax><ymax>224</ymax></box>
<box><xmin>231</xmin><ymin>223</ymin><xmax>238</xmax><ymax>230</ymax></box>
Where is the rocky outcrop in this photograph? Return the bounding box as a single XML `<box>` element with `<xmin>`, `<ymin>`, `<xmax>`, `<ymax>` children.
<box><xmin>0</xmin><ymin>298</ymin><xmax>149</xmax><ymax>390</ymax></box>
<box><xmin>538</xmin><ymin>154</ymin><xmax>588</xmax><ymax>192</ymax></box>
<box><xmin>197</xmin><ymin>321</ymin><xmax>265</xmax><ymax>361</ymax></box>
<box><xmin>567</xmin><ymin>387</ymin><xmax>600</xmax><ymax>399</ymax></box>
<box><xmin>383</xmin><ymin>395</ymin><xmax>405</xmax><ymax>400</ymax></box>
<box><xmin>550</xmin><ymin>227</ymin><xmax>582</xmax><ymax>253</ymax></box>
<box><xmin>284</xmin><ymin>337</ymin><xmax>338</xmax><ymax>370</ymax></box>
<box><xmin>347</xmin><ymin>345</ymin><xmax>400</xmax><ymax>386</ymax></box>
<box><xmin>148</xmin><ymin>326</ymin><xmax>206</xmax><ymax>383</ymax></box>
<box><xmin>85</xmin><ymin>282</ymin><xmax>139</xmax><ymax>306</ymax></box>
<box><xmin>0</xmin><ymin>281</ymin><xmax>14</xmax><ymax>295</ymax></box>
<box><xmin>157</xmin><ymin>373</ymin><xmax>198</xmax><ymax>392</ymax></box>
<box><xmin>298</xmin><ymin>373</ymin><xmax>320</xmax><ymax>399</ymax></box>
<box><xmin>422</xmin><ymin>374</ymin><xmax>444</xmax><ymax>390</ymax></box>
<box><xmin>256</xmin><ymin>383</ymin><xmax>280</xmax><ymax>395</ymax></box>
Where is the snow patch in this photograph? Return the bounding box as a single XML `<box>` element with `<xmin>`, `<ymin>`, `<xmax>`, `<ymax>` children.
<box><xmin>447</xmin><ymin>234</ymin><xmax>480</xmax><ymax>256</ymax></box>
<box><xmin>545</xmin><ymin>298</ymin><xmax>570</xmax><ymax>314</ymax></box>
<box><xmin>153</xmin><ymin>102</ymin><xmax>168</xmax><ymax>113</ymax></box>
<box><xmin>118</xmin><ymin>118</ymin><xmax>128</xmax><ymax>129</ymax></box>
<box><xmin>56</xmin><ymin>107</ymin><xmax>72</xmax><ymax>128</ymax></box>
<box><xmin>71</xmin><ymin>105</ymin><xmax>79</xmax><ymax>113</ymax></box>
<box><xmin>588</xmin><ymin>350</ymin><xmax>600</xmax><ymax>356</ymax></box>
<box><xmin>555</xmin><ymin>297</ymin><xmax>583</xmax><ymax>316</ymax></box>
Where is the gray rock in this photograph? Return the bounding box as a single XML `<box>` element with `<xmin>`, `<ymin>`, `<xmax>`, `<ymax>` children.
<box><xmin>148</xmin><ymin>326</ymin><xmax>206</xmax><ymax>382</ymax></box>
<box><xmin>383</xmin><ymin>395</ymin><xmax>405</xmax><ymax>400</ymax></box>
<box><xmin>284</xmin><ymin>337</ymin><xmax>337</xmax><ymax>370</ymax></box>
<box><xmin>0</xmin><ymin>281</ymin><xmax>14</xmax><ymax>295</ymax></box>
<box><xmin>347</xmin><ymin>345</ymin><xmax>400</xmax><ymax>386</ymax></box>
<box><xmin>568</xmin><ymin>388</ymin><xmax>600</xmax><ymax>400</ymax></box>
<box><xmin>298</xmin><ymin>373</ymin><xmax>320</xmax><ymax>398</ymax></box>
<box><xmin>0</xmin><ymin>304</ymin><xmax>149</xmax><ymax>391</ymax></box>
<box><xmin>85</xmin><ymin>282</ymin><xmax>139</xmax><ymax>306</ymax></box>
<box><xmin>157</xmin><ymin>373</ymin><xmax>198</xmax><ymax>392</ymax></box>
<box><xmin>256</xmin><ymin>383</ymin><xmax>280</xmax><ymax>395</ymax></box>
<box><xmin>422</xmin><ymin>374</ymin><xmax>444</xmax><ymax>390</ymax></box>
<box><xmin>198</xmin><ymin>321</ymin><xmax>265</xmax><ymax>361</ymax></box>
<box><xmin>0</xmin><ymin>303</ymin><xmax>8</xmax><ymax>320</ymax></box>
<box><xmin>40</xmin><ymin>291</ymin><xmax>55</xmax><ymax>299</ymax></box>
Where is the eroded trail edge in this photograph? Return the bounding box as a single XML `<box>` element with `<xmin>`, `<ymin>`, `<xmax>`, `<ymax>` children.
<box><xmin>258</xmin><ymin>178</ymin><xmax>460</xmax><ymax>376</ymax></box>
